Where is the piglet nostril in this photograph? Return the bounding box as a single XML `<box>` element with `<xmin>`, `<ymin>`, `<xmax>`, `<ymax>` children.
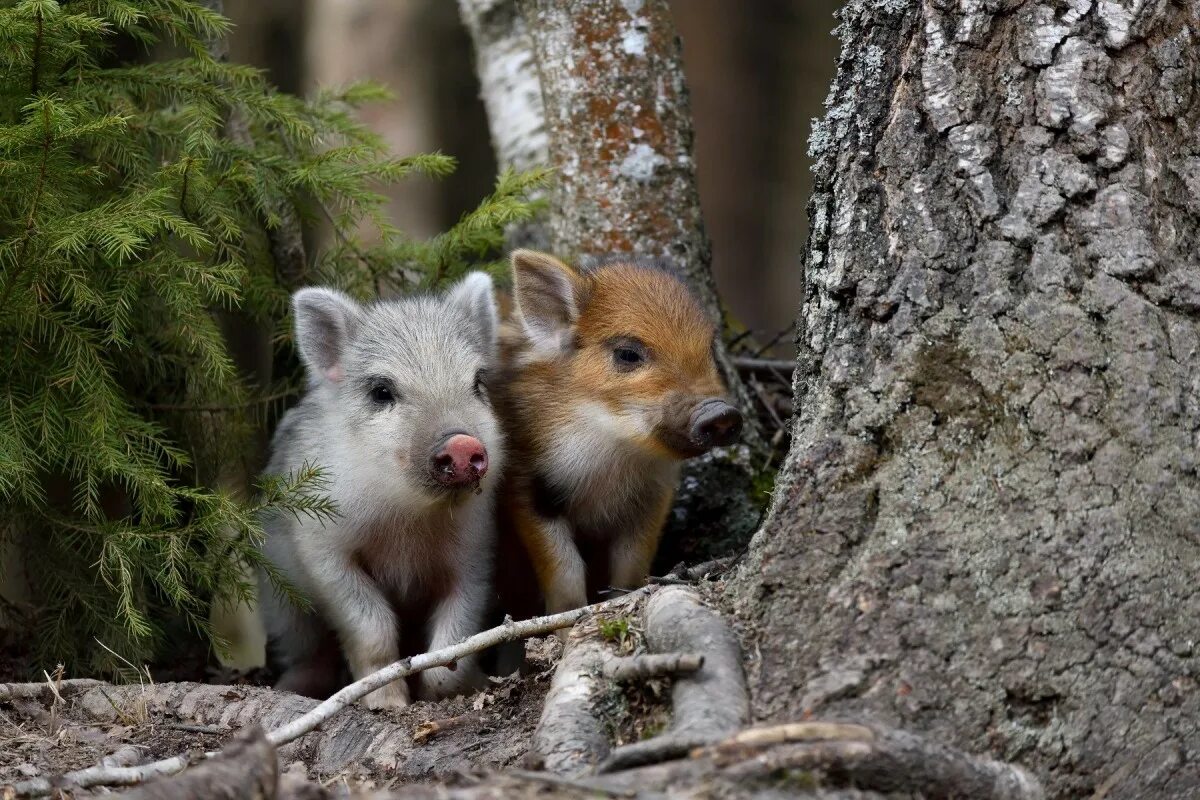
<box><xmin>688</xmin><ymin>400</ymin><xmax>743</xmax><ymax>450</ymax></box>
<box><xmin>469</xmin><ymin>452</ymin><xmax>488</xmax><ymax>475</ymax></box>
<box><xmin>701</xmin><ymin>411</ymin><xmax>742</xmax><ymax>443</ymax></box>
<box><xmin>432</xmin><ymin>452</ymin><xmax>455</xmax><ymax>475</ymax></box>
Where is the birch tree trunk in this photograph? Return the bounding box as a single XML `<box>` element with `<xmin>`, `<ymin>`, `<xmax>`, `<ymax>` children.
<box><xmin>730</xmin><ymin>2</ymin><xmax>1200</xmax><ymax>798</ymax></box>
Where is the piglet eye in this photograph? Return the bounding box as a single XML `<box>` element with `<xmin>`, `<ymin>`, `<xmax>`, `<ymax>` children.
<box><xmin>612</xmin><ymin>345</ymin><xmax>647</xmax><ymax>372</ymax></box>
<box><xmin>369</xmin><ymin>384</ymin><xmax>395</xmax><ymax>405</ymax></box>
<box><xmin>473</xmin><ymin>369</ymin><xmax>489</xmax><ymax>401</ymax></box>
<box><xmin>615</xmin><ymin>348</ymin><xmax>642</xmax><ymax>364</ymax></box>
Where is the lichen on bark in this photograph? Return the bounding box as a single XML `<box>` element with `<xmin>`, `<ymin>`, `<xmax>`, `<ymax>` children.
<box><xmin>730</xmin><ymin>1</ymin><xmax>1200</xmax><ymax>798</ymax></box>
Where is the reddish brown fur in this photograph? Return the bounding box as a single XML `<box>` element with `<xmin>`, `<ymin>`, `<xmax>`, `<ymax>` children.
<box><xmin>491</xmin><ymin>251</ymin><xmax>734</xmax><ymax>626</ymax></box>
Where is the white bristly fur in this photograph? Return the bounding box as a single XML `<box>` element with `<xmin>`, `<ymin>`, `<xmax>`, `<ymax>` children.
<box><xmin>257</xmin><ymin>272</ymin><xmax>504</xmax><ymax>710</ymax></box>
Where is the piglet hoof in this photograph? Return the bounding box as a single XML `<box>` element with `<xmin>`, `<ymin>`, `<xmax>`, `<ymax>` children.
<box><xmin>361</xmin><ymin>681</ymin><xmax>410</xmax><ymax>711</ymax></box>
<box><xmin>419</xmin><ymin>663</ymin><xmax>484</xmax><ymax>701</ymax></box>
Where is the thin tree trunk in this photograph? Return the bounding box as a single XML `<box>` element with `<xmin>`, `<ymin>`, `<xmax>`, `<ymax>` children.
<box><xmin>730</xmin><ymin>2</ymin><xmax>1200</xmax><ymax>799</ymax></box>
<box><xmin>457</xmin><ymin>0</ymin><xmax>552</xmax><ymax>250</ymax></box>
<box><xmin>462</xmin><ymin>0</ymin><xmax>763</xmax><ymax>448</ymax></box>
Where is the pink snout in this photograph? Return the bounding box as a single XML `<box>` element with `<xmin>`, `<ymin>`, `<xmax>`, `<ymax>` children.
<box><xmin>429</xmin><ymin>434</ymin><xmax>489</xmax><ymax>487</ymax></box>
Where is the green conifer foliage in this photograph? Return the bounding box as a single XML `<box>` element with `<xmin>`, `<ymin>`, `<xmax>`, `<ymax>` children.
<box><xmin>0</xmin><ymin>0</ymin><xmax>547</xmax><ymax>673</ymax></box>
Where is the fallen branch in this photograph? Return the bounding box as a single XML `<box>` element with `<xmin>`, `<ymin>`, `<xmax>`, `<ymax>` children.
<box><xmin>9</xmin><ymin>588</ymin><xmax>655</xmax><ymax>797</ymax></box>
<box><xmin>601</xmin><ymin>653</ymin><xmax>703</xmax><ymax>682</ymax></box>
<box><xmin>265</xmin><ymin>593</ymin><xmax>648</xmax><ymax>748</ymax></box>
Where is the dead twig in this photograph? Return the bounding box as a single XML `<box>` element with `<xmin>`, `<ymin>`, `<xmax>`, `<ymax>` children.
<box><xmin>597</xmin><ymin>734</ymin><xmax>710</xmax><ymax>773</ymax></box>
<box><xmin>732</xmin><ymin>356</ymin><xmax>795</xmax><ymax>373</ymax></box>
<box><xmin>721</xmin><ymin>721</ymin><xmax>874</xmax><ymax>749</ymax></box>
<box><xmin>411</xmin><ymin>712</ymin><xmax>480</xmax><ymax>745</ymax></box>
<box><xmin>600</xmin><ymin>653</ymin><xmax>703</xmax><ymax>682</ymax></box>
<box><xmin>749</xmin><ymin>321</ymin><xmax>795</xmax><ymax>357</ymax></box>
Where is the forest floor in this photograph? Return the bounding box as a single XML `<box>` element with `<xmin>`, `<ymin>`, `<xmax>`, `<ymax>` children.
<box><xmin>0</xmin><ymin>636</ymin><xmax>565</xmax><ymax>795</ymax></box>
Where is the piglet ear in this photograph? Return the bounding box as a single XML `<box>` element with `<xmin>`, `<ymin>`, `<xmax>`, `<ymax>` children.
<box><xmin>292</xmin><ymin>287</ymin><xmax>362</xmax><ymax>384</ymax></box>
<box><xmin>446</xmin><ymin>271</ymin><xmax>499</xmax><ymax>358</ymax></box>
<box><xmin>510</xmin><ymin>249</ymin><xmax>582</xmax><ymax>355</ymax></box>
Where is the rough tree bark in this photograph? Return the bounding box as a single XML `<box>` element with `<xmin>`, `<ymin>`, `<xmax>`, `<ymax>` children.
<box><xmin>730</xmin><ymin>2</ymin><xmax>1200</xmax><ymax>799</ymax></box>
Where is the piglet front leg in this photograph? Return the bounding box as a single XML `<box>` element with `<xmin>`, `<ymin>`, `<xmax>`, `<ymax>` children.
<box><xmin>315</xmin><ymin>556</ymin><xmax>409</xmax><ymax>710</ymax></box>
<box><xmin>418</xmin><ymin>575</ymin><xmax>490</xmax><ymax>700</ymax></box>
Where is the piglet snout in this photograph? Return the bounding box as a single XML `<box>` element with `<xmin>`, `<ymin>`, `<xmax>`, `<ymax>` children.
<box><xmin>429</xmin><ymin>433</ymin><xmax>489</xmax><ymax>487</ymax></box>
<box><xmin>688</xmin><ymin>399</ymin><xmax>743</xmax><ymax>450</ymax></box>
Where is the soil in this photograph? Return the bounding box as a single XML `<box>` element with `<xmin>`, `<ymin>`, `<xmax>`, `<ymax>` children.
<box><xmin>0</xmin><ymin>637</ymin><xmax>565</xmax><ymax>795</ymax></box>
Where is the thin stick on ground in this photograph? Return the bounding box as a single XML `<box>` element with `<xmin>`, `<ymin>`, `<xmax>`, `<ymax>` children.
<box><xmin>8</xmin><ymin>587</ymin><xmax>656</xmax><ymax>797</ymax></box>
<box><xmin>601</xmin><ymin>653</ymin><xmax>704</xmax><ymax>682</ymax></box>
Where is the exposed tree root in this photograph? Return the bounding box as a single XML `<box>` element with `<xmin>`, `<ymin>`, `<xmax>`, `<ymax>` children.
<box><xmin>82</xmin><ymin>718</ymin><xmax>1041</xmax><ymax>799</ymax></box>
<box><xmin>531</xmin><ymin>619</ymin><xmax>617</xmax><ymax>774</ymax></box>
<box><xmin>0</xmin><ymin>678</ymin><xmax>105</xmax><ymax>702</ymax></box>
<box><xmin>642</xmin><ymin>587</ymin><xmax>749</xmax><ymax>740</ymax></box>
<box><xmin>707</xmin><ymin>722</ymin><xmax>1044</xmax><ymax>800</ymax></box>
<box><xmin>114</xmin><ymin>725</ymin><xmax>276</xmax><ymax>800</ymax></box>
<box><xmin>528</xmin><ymin>585</ymin><xmax>1041</xmax><ymax>799</ymax></box>
<box><xmin>594</xmin><ymin>586</ymin><xmax>749</xmax><ymax>774</ymax></box>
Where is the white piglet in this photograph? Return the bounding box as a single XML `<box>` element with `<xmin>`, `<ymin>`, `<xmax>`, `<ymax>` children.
<box><xmin>257</xmin><ymin>273</ymin><xmax>503</xmax><ymax>710</ymax></box>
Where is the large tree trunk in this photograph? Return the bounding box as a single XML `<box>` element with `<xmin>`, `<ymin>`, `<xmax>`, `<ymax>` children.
<box><xmin>730</xmin><ymin>2</ymin><xmax>1200</xmax><ymax>798</ymax></box>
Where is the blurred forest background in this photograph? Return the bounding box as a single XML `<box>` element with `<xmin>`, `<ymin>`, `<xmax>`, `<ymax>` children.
<box><xmin>223</xmin><ymin>0</ymin><xmax>841</xmax><ymax>348</ymax></box>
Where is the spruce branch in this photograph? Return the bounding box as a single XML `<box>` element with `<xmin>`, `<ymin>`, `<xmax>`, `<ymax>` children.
<box><xmin>0</xmin><ymin>98</ymin><xmax>52</xmax><ymax>308</ymax></box>
<box><xmin>29</xmin><ymin>2</ymin><xmax>42</xmax><ymax>95</ymax></box>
